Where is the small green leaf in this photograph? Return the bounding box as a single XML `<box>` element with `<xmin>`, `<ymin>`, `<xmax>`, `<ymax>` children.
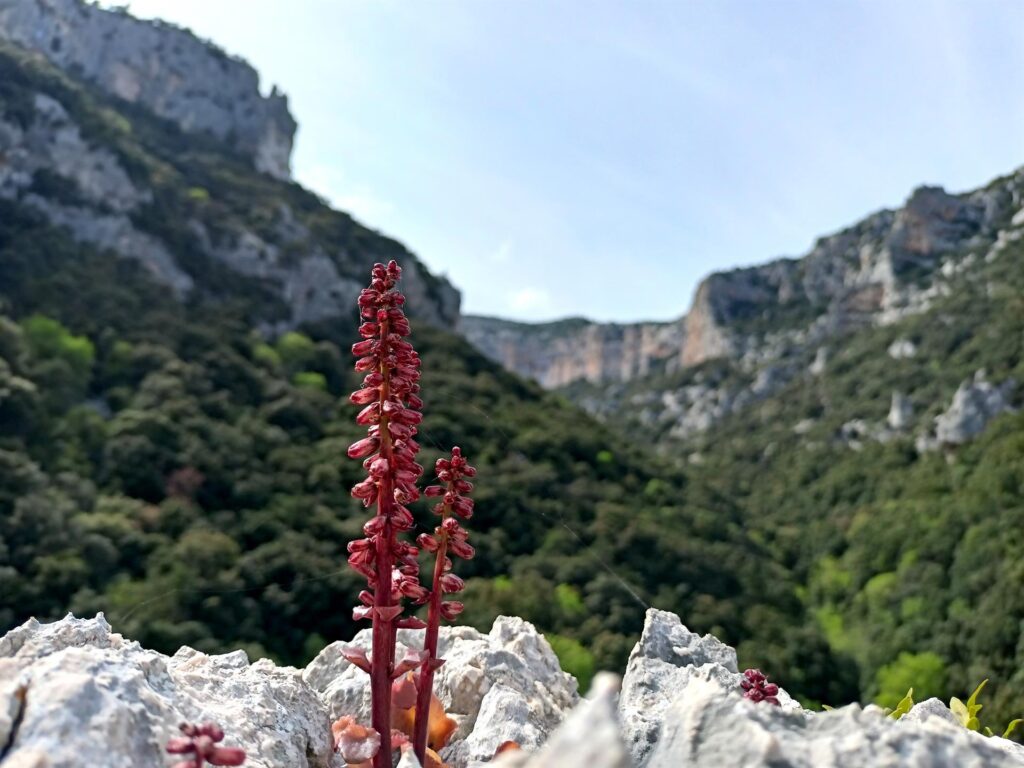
<box><xmin>890</xmin><ymin>688</ymin><xmax>914</xmax><ymax>720</ymax></box>
<box><xmin>821</xmin><ymin>704</ymin><xmax>834</xmax><ymax>712</ymax></box>
<box><xmin>984</xmin><ymin>727</ymin><xmax>994</xmax><ymax>737</ymax></box>
<box><xmin>950</xmin><ymin>697</ymin><xmax>969</xmax><ymax>727</ymax></box>
<box><xmin>966</xmin><ymin>680</ymin><xmax>988</xmax><ymax>715</ymax></box>
<box><xmin>1003</xmin><ymin>719</ymin><xmax>1022</xmax><ymax>739</ymax></box>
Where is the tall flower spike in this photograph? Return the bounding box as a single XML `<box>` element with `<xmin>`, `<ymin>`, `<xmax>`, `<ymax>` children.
<box><xmin>166</xmin><ymin>722</ymin><xmax>246</xmax><ymax>768</ymax></box>
<box><xmin>412</xmin><ymin>447</ymin><xmax>476</xmax><ymax>764</ymax></box>
<box><xmin>345</xmin><ymin>260</ymin><xmax>427</xmax><ymax>768</ymax></box>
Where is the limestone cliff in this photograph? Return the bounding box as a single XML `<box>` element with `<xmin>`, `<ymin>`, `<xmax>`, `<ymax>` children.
<box><xmin>0</xmin><ymin>0</ymin><xmax>296</xmax><ymax>179</ymax></box>
<box><xmin>461</xmin><ymin>316</ymin><xmax>686</xmax><ymax>388</ymax></box>
<box><xmin>465</xmin><ymin>175</ymin><xmax>1019</xmax><ymax>389</ymax></box>
<box><xmin>0</xmin><ymin>28</ymin><xmax>460</xmax><ymax>329</ymax></box>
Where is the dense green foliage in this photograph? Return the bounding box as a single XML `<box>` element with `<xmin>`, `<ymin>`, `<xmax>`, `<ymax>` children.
<box><xmin>0</xmin><ymin>205</ymin><xmax>811</xmax><ymax>682</ymax></box>
<box><xmin>633</xmin><ymin>228</ymin><xmax>1024</xmax><ymax>723</ymax></box>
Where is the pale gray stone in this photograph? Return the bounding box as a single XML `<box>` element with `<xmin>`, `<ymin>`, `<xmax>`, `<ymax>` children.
<box><xmin>646</xmin><ymin>675</ymin><xmax>1024</xmax><ymax>768</ymax></box>
<box><xmin>934</xmin><ymin>371</ymin><xmax>1016</xmax><ymax>445</ymax></box>
<box><xmin>0</xmin><ymin>614</ymin><xmax>338</xmax><ymax>768</ymax></box>
<box><xmin>902</xmin><ymin>697</ymin><xmax>960</xmax><ymax>727</ymax></box>
<box><xmin>889</xmin><ymin>338</ymin><xmax>918</xmax><ymax>359</ymax></box>
<box><xmin>509</xmin><ymin>672</ymin><xmax>629</xmax><ymax>768</ymax></box>
<box><xmin>888</xmin><ymin>391</ymin><xmax>913</xmax><ymax>430</ymax></box>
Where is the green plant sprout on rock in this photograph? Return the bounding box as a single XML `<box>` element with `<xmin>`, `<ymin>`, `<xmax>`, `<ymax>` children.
<box><xmin>884</xmin><ymin>680</ymin><xmax>1021</xmax><ymax>739</ymax></box>
<box><xmin>951</xmin><ymin>680</ymin><xmax>1022</xmax><ymax>740</ymax></box>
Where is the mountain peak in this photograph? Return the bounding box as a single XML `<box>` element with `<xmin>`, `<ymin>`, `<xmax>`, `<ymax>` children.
<box><xmin>0</xmin><ymin>0</ymin><xmax>296</xmax><ymax>179</ymax></box>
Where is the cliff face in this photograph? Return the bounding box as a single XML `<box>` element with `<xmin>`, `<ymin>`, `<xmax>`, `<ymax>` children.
<box><xmin>461</xmin><ymin>316</ymin><xmax>686</xmax><ymax>388</ymax></box>
<box><xmin>0</xmin><ymin>0</ymin><xmax>296</xmax><ymax>179</ymax></box>
<box><xmin>465</xmin><ymin>178</ymin><xmax>1017</xmax><ymax>390</ymax></box>
<box><xmin>0</xmin><ymin>31</ymin><xmax>460</xmax><ymax>329</ymax></box>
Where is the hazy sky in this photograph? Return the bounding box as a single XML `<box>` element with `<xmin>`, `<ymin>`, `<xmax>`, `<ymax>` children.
<box><xmin>111</xmin><ymin>1</ymin><xmax>1024</xmax><ymax>322</ymax></box>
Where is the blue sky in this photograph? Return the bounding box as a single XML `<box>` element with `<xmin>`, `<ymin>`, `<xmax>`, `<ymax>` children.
<box><xmin>116</xmin><ymin>1</ymin><xmax>1024</xmax><ymax>322</ymax></box>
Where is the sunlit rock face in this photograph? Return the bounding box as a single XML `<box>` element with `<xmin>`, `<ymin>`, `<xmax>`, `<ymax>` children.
<box><xmin>0</xmin><ymin>0</ymin><xmax>296</xmax><ymax>179</ymax></box>
<box><xmin>0</xmin><ymin>13</ymin><xmax>462</xmax><ymax>331</ymax></box>
<box><xmin>463</xmin><ymin>170</ymin><xmax>1024</xmax><ymax>444</ymax></box>
<box><xmin>460</xmin><ymin>316</ymin><xmax>687</xmax><ymax>389</ymax></box>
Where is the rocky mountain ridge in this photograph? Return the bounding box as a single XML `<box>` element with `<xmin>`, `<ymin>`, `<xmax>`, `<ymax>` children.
<box><xmin>464</xmin><ymin>177</ymin><xmax>1021</xmax><ymax>389</ymax></box>
<box><xmin>0</xmin><ymin>0</ymin><xmax>296</xmax><ymax>179</ymax></box>
<box><xmin>0</xmin><ymin>18</ymin><xmax>460</xmax><ymax>330</ymax></box>
<box><xmin>465</xmin><ymin>170</ymin><xmax>1024</xmax><ymax>443</ymax></box>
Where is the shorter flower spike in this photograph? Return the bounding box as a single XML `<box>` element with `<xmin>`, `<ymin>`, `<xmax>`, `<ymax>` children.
<box><xmin>412</xmin><ymin>447</ymin><xmax>476</xmax><ymax>765</ymax></box>
<box><xmin>740</xmin><ymin>669</ymin><xmax>781</xmax><ymax>706</ymax></box>
<box><xmin>166</xmin><ymin>722</ymin><xmax>246</xmax><ymax>768</ymax></box>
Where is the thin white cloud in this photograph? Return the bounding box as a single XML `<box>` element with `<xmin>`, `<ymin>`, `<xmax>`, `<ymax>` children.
<box><xmin>508</xmin><ymin>287</ymin><xmax>552</xmax><ymax>314</ymax></box>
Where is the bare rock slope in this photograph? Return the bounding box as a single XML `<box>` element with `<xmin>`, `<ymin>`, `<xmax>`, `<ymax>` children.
<box><xmin>0</xmin><ymin>0</ymin><xmax>296</xmax><ymax>179</ymax></box>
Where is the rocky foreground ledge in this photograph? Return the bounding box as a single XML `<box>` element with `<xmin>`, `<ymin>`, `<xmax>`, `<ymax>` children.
<box><xmin>1</xmin><ymin>610</ymin><xmax>1022</xmax><ymax>768</ymax></box>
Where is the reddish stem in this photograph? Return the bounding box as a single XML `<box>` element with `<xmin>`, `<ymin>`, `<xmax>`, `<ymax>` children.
<box><xmin>370</xmin><ymin>321</ymin><xmax>396</xmax><ymax>768</ymax></box>
<box><xmin>412</xmin><ymin>524</ymin><xmax>450</xmax><ymax>762</ymax></box>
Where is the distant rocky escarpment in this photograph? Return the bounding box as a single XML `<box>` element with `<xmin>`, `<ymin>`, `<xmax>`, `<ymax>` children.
<box><xmin>0</xmin><ymin>0</ymin><xmax>296</xmax><ymax>179</ymax></box>
<box><xmin>466</xmin><ymin>179</ymin><xmax>1020</xmax><ymax>390</ymax></box>
<box><xmin>464</xmin><ymin>170</ymin><xmax>1024</xmax><ymax>445</ymax></box>
<box><xmin>461</xmin><ymin>316</ymin><xmax>686</xmax><ymax>388</ymax></box>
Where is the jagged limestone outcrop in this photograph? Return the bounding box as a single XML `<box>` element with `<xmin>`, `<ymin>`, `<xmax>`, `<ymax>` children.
<box><xmin>6</xmin><ymin>610</ymin><xmax>1022</xmax><ymax>768</ymax></box>
<box><xmin>0</xmin><ymin>0</ymin><xmax>296</xmax><ymax>179</ymax></box>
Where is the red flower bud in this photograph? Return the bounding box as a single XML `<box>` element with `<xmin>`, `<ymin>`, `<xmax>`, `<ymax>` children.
<box><xmin>347</xmin><ymin>437</ymin><xmax>379</xmax><ymax>459</ymax></box>
<box><xmin>440</xmin><ymin>573</ymin><xmax>465</xmax><ymax>594</ymax></box>
<box><xmin>440</xmin><ymin>601</ymin><xmax>464</xmax><ymax>621</ymax></box>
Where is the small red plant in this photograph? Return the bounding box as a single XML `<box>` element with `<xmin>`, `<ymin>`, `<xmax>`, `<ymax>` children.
<box><xmin>343</xmin><ymin>260</ymin><xmax>430</xmax><ymax>768</ymax></box>
<box><xmin>340</xmin><ymin>261</ymin><xmax>478</xmax><ymax>768</ymax></box>
<box><xmin>741</xmin><ymin>668</ymin><xmax>780</xmax><ymax>706</ymax></box>
<box><xmin>166</xmin><ymin>722</ymin><xmax>245</xmax><ymax>768</ymax></box>
<box><xmin>412</xmin><ymin>447</ymin><xmax>476</xmax><ymax>764</ymax></box>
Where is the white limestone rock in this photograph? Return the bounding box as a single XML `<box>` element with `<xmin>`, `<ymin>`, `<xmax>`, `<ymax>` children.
<box><xmin>0</xmin><ymin>614</ymin><xmax>338</xmax><ymax>768</ymax></box>
<box><xmin>645</xmin><ymin>675</ymin><xmax>1024</xmax><ymax>768</ymax></box>
<box><xmin>888</xmin><ymin>391</ymin><xmax>913</xmax><ymax>430</ymax></box>
<box><xmin>303</xmin><ymin>616</ymin><xmax>578</xmax><ymax>767</ymax></box>
<box><xmin>617</xmin><ymin>608</ymin><xmax>800</xmax><ymax>766</ymax></box>
<box><xmin>888</xmin><ymin>338</ymin><xmax>918</xmax><ymax>359</ymax></box>
<box><xmin>902</xmin><ymin>697</ymin><xmax>960</xmax><ymax>727</ymax></box>
<box><xmin>933</xmin><ymin>371</ymin><xmax>1016</xmax><ymax>445</ymax></box>
<box><xmin>490</xmin><ymin>672</ymin><xmax>629</xmax><ymax>768</ymax></box>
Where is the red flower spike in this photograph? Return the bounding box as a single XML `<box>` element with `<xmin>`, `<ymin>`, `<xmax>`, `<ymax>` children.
<box><xmin>345</xmin><ymin>262</ymin><xmax>427</xmax><ymax>768</ymax></box>
<box><xmin>167</xmin><ymin>722</ymin><xmax>246</xmax><ymax>768</ymax></box>
<box><xmin>412</xmin><ymin>447</ymin><xmax>476</xmax><ymax>765</ymax></box>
